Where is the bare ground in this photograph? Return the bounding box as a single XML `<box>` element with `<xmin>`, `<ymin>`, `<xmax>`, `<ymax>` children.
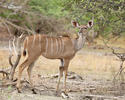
<box><xmin>0</xmin><ymin>47</ymin><xmax>125</xmax><ymax>100</ymax></box>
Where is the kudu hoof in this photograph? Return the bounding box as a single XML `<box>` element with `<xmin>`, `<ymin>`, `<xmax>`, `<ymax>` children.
<box><xmin>32</xmin><ymin>89</ymin><xmax>37</xmax><ymax>94</ymax></box>
<box><xmin>61</xmin><ymin>91</ymin><xmax>69</xmax><ymax>98</ymax></box>
<box><xmin>17</xmin><ymin>88</ymin><xmax>22</xmax><ymax>93</ymax></box>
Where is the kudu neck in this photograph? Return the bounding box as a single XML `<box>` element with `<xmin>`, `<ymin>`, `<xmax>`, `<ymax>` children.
<box><xmin>74</xmin><ymin>32</ymin><xmax>86</xmax><ymax>52</ymax></box>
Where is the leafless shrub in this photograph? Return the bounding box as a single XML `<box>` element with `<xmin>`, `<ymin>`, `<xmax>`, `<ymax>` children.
<box><xmin>102</xmin><ymin>38</ymin><xmax>125</xmax><ymax>81</ymax></box>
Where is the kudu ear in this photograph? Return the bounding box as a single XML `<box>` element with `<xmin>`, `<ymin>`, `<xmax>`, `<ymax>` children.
<box><xmin>71</xmin><ymin>21</ymin><xmax>80</xmax><ymax>28</ymax></box>
<box><xmin>87</xmin><ymin>20</ymin><xmax>93</xmax><ymax>28</ymax></box>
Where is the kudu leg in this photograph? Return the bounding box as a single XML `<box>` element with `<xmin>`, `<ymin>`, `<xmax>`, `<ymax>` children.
<box><xmin>56</xmin><ymin>66</ymin><xmax>64</xmax><ymax>92</ymax></box>
<box><xmin>27</xmin><ymin>62</ymin><xmax>35</xmax><ymax>86</ymax></box>
<box><xmin>63</xmin><ymin>68</ymin><xmax>68</xmax><ymax>93</ymax></box>
<box><xmin>63</xmin><ymin>60</ymin><xmax>69</xmax><ymax>93</ymax></box>
<box><xmin>16</xmin><ymin>59</ymin><xmax>31</xmax><ymax>93</ymax></box>
<box><xmin>56</xmin><ymin>59</ymin><xmax>70</xmax><ymax>93</ymax></box>
<box><xmin>27</xmin><ymin>62</ymin><xmax>37</xmax><ymax>94</ymax></box>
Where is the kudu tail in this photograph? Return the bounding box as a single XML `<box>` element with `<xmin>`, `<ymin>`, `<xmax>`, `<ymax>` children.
<box><xmin>23</xmin><ymin>38</ymin><xmax>27</xmax><ymax>56</ymax></box>
<box><xmin>23</xmin><ymin>50</ymin><xmax>26</xmax><ymax>56</ymax></box>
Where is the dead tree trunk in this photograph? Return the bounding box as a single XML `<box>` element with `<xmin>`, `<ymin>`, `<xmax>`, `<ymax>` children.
<box><xmin>9</xmin><ymin>54</ymin><xmax>21</xmax><ymax>80</ymax></box>
<box><xmin>0</xmin><ymin>35</ymin><xmax>23</xmax><ymax>81</ymax></box>
<box><xmin>0</xmin><ymin>18</ymin><xmax>29</xmax><ymax>82</ymax></box>
<box><xmin>9</xmin><ymin>35</ymin><xmax>23</xmax><ymax>80</ymax></box>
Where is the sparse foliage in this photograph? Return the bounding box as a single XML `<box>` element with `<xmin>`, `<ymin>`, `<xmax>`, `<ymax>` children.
<box><xmin>0</xmin><ymin>0</ymin><xmax>125</xmax><ymax>36</ymax></box>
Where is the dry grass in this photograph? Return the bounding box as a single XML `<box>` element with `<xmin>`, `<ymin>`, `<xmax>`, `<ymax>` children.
<box><xmin>0</xmin><ymin>36</ymin><xmax>125</xmax><ymax>82</ymax></box>
<box><xmin>95</xmin><ymin>36</ymin><xmax>125</xmax><ymax>49</ymax></box>
<box><xmin>0</xmin><ymin>50</ymin><xmax>10</xmax><ymax>69</ymax></box>
<box><xmin>0</xmin><ymin>48</ymin><xmax>123</xmax><ymax>81</ymax></box>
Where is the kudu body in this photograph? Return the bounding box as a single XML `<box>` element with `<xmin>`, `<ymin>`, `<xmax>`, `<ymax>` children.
<box><xmin>16</xmin><ymin>20</ymin><xmax>93</xmax><ymax>93</ymax></box>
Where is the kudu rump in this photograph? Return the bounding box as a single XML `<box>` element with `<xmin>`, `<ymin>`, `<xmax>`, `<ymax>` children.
<box><xmin>16</xmin><ymin>20</ymin><xmax>93</xmax><ymax>93</ymax></box>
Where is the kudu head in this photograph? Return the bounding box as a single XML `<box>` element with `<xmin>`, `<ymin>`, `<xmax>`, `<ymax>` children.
<box><xmin>72</xmin><ymin>20</ymin><xmax>93</xmax><ymax>36</ymax></box>
<box><xmin>71</xmin><ymin>20</ymin><xmax>94</xmax><ymax>51</ymax></box>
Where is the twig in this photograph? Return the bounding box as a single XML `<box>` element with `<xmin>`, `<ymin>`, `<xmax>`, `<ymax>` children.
<box><xmin>0</xmin><ymin>17</ymin><xmax>35</xmax><ymax>34</ymax></box>
<box><xmin>113</xmin><ymin>61</ymin><xmax>125</xmax><ymax>81</ymax></box>
<box><xmin>2</xmin><ymin>20</ymin><xmax>12</xmax><ymax>36</ymax></box>
<box><xmin>102</xmin><ymin>38</ymin><xmax>125</xmax><ymax>81</ymax></box>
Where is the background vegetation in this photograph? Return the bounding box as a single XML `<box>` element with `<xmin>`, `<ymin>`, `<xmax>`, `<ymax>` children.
<box><xmin>0</xmin><ymin>0</ymin><xmax>125</xmax><ymax>37</ymax></box>
<box><xmin>0</xmin><ymin>1</ymin><xmax>125</xmax><ymax>99</ymax></box>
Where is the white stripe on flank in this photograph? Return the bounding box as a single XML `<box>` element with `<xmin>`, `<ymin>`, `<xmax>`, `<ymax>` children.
<box><xmin>58</xmin><ymin>38</ymin><xmax>62</xmax><ymax>54</ymax></box>
<box><xmin>32</xmin><ymin>35</ymin><xmax>36</xmax><ymax>47</ymax></box>
<box><xmin>39</xmin><ymin>34</ymin><xmax>41</xmax><ymax>49</ymax></box>
<box><xmin>51</xmin><ymin>38</ymin><xmax>53</xmax><ymax>55</ymax></box>
<box><xmin>45</xmin><ymin>37</ymin><xmax>48</xmax><ymax>55</ymax></box>
<box><xmin>61</xmin><ymin>39</ymin><xmax>64</xmax><ymax>54</ymax></box>
<box><xmin>55</xmin><ymin>38</ymin><xmax>58</xmax><ymax>54</ymax></box>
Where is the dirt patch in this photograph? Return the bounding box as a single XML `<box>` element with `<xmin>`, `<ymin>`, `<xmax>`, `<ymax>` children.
<box><xmin>0</xmin><ymin>72</ymin><xmax>125</xmax><ymax>100</ymax></box>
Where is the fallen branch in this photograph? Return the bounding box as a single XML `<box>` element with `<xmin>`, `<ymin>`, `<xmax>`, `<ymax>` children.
<box><xmin>0</xmin><ymin>70</ymin><xmax>9</xmax><ymax>79</ymax></box>
<box><xmin>83</xmin><ymin>94</ymin><xmax>120</xmax><ymax>100</ymax></box>
<box><xmin>0</xmin><ymin>79</ymin><xmax>29</xmax><ymax>87</ymax></box>
<box><xmin>40</xmin><ymin>71</ymin><xmax>83</xmax><ymax>81</ymax></box>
